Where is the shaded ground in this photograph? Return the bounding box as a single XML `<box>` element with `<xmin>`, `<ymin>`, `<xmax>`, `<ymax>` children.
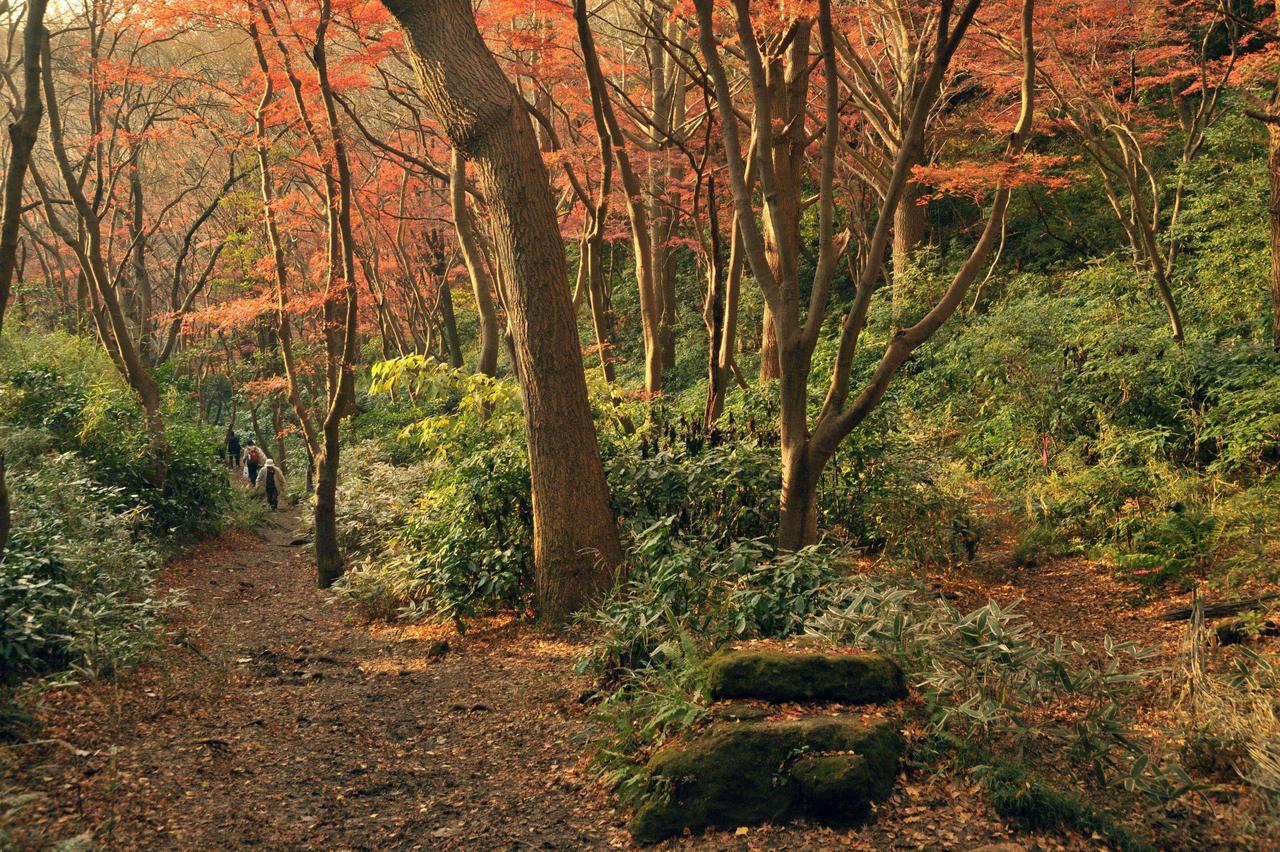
<box><xmin>3</xmin><ymin>505</ymin><xmax>1218</xmax><ymax>850</ymax></box>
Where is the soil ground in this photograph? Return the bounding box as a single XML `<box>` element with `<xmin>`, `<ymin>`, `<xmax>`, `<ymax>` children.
<box><xmin>1</xmin><ymin>504</ymin><xmax>1268</xmax><ymax>850</ymax></box>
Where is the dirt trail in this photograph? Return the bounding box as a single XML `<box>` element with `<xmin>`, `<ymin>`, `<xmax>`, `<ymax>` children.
<box><xmin>7</xmin><ymin>509</ymin><xmax>626</xmax><ymax>849</ymax></box>
<box><xmin>6</xmin><ymin>511</ymin><xmax>1084</xmax><ymax>851</ymax></box>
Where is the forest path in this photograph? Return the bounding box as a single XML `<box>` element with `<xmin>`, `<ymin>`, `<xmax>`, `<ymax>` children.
<box><xmin>6</xmin><ymin>507</ymin><xmax>1097</xmax><ymax>851</ymax></box>
<box><xmin>7</xmin><ymin>507</ymin><xmax>626</xmax><ymax>849</ymax></box>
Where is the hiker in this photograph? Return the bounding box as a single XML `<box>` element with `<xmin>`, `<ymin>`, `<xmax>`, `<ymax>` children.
<box><xmin>241</xmin><ymin>439</ymin><xmax>265</xmax><ymax>486</ymax></box>
<box><xmin>256</xmin><ymin>458</ymin><xmax>286</xmax><ymax>510</ymax></box>
<box><xmin>225</xmin><ymin>427</ymin><xmax>241</xmax><ymax>469</ymax></box>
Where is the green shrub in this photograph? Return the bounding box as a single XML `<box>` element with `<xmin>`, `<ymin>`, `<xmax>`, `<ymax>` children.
<box><xmin>1</xmin><ymin>443</ymin><xmax>168</xmax><ymax>687</ymax></box>
<box><xmin>980</xmin><ymin>762</ymin><xmax>1154</xmax><ymax>852</ymax></box>
<box><xmin>805</xmin><ymin>577</ymin><xmax>1191</xmax><ymax>798</ymax></box>
<box><xmin>1</xmin><ymin>358</ymin><xmax>231</xmax><ymax>542</ymax></box>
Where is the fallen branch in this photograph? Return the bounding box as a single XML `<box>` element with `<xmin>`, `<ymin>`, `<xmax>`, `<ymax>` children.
<box><xmin>1159</xmin><ymin>593</ymin><xmax>1280</xmax><ymax>622</ymax></box>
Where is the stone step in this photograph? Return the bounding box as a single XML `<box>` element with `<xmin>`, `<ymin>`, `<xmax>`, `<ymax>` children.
<box><xmin>629</xmin><ymin>716</ymin><xmax>903</xmax><ymax>843</ymax></box>
<box><xmin>706</xmin><ymin>647</ymin><xmax>906</xmax><ymax>705</ymax></box>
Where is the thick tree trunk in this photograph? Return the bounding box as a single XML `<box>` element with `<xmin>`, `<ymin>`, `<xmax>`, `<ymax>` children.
<box><xmin>384</xmin><ymin>0</ymin><xmax>624</xmax><ymax>622</ymax></box>
<box><xmin>892</xmin><ymin>182</ymin><xmax>926</xmax><ymax>277</ymax></box>
<box><xmin>777</xmin><ymin>441</ymin><xmax>819</xmax><ymax>551</ymax></box>
<box><xmin>0</xmin><ymin>0</ymin><xmax>48</xmax><ymax>559</ymax></box>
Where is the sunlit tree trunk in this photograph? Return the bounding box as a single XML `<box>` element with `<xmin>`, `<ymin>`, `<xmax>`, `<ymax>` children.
<box><xmin>892</xmin><ymin>181</ymin><xmax>926</xmax><ymax>277</ymax></box>
<box><xmin>575</xmin><ymin>0</ymin><xmax>663</xmax><ymax>394</ymax></box>
<box><xmin>384</xmin><ymin>0</ymin><xmax>624</xmax><ymax>622</ymax></box>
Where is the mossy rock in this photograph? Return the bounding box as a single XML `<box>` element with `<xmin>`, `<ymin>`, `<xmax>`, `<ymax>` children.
<box><xmin>709</xmin><ymin>702</ymin><xmax>770</xmax><ymax>722</ymax></box>
<box><xmin>629</xmin><ymin>717</ymin><xmax>902</xmax><ymax>843</ymax></box>
<box><xmin>705</xmin><ymin>648</ymin><xmax>906</xmax><ymax>705</ymax></box>
<box><xmin>792</xmin><ymin>753</ymin><xmax>876</xmax><ymax>821</ymax></box>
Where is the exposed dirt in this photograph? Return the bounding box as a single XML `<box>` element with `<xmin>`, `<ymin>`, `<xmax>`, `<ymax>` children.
<box><xmin>3</xmin><ymin>508</ymin><xmax>1154</xmax><ymax>851</ymax></box>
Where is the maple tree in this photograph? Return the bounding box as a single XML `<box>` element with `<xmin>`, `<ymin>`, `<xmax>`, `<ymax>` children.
<box><xmin>1034</xmin><ymin>0</ymin><xmax>1242</xmax><ymax>341</ymax></box>
<box><xmin>0</xmin><ymin>0</ymin><xmax>1274</xmax><ymax>609</ymax></box>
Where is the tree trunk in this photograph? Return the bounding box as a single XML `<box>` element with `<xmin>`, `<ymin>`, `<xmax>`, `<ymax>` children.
<box><xmin>314</xmin><ymin>422</ymin><xmax>343</xmax><ymax>587</ymax></box>
<box><xmin>759</xmin><ymin>308</ymin><xmax>781</xmax><ymax>382</ymax></box>
<box><xmin>575</xmin><ymin>0</ymin><xmax>663</xmax><ymax>394</ymax></box>
<box><xmin>384</xmin><ymin>0</ymin><xmax>624</xmax><ymax>622</ymax></box>
<box><xmin>0</xmin><ymin>0</ymin><xmax>49</xmax><ymax>559</ymax></box>
<box><xmin>704</xmin><ymin>179</ymin><xmax>728</xmax><ymax>426</ymax></box>
<box><xmin>707</xmin><ymin>215</ymin><xmax>747</xmax><ymax>423</ymax></box>
<box><xmin>439</xmin><ymin>281</ymin><xmax>464</xmax><ymax>368</ymax></box>
<box><xmin>39</xmin><ymin>35</ymin><xmax>169</xmax><ymax>487</ymax></box>
<box><xmin>777</xmin><ymin>440</ymin><xmax>819</xmax><ymax>551</ymax></box>
<box><xmin>892</xmin><ymin>181</ymin><xmax>926</xmax><ymax>277</ymax></box>
<box><xmin>450</xmin><ymin>150</ymin><xmax>500</xmax><ymax>376</ymax></box>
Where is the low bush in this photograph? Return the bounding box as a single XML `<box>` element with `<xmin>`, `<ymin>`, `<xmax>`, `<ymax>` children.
<box><xmin>1</xmin><ymin>437</ymin><xmax>169</xmax><ymax>689</ymax></box>
<box><xmin>0</xmin><ymin>331</ymin><xmax>235</xmax><ymax>709</ymax></box>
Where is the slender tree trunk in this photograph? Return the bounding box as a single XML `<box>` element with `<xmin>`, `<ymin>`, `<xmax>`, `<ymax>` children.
<box><xmin>575</xmin><ymin>0</ymin><xmax>663</xmax><ymax>394</ymax></box>
<box><xmin>450</xmin><ymin>150</ymin><xmax>500</xmax><ymax>376</ymax></box>
<box><xmin>129</xmin><ymin>164</ymin><xmax>153</xmax><ymax>360</ymax></box>
<box><xmin>0</xmin><ymin>0</ymin><xmax>48</xmax><ymax>559</ymax></box>
<box><xmin>704</xmin><ymin>179</ymin><xmax>729</xmax><ymax>425</ymax></box>
<box><xmin>40</xmin><ymin>35</ymin><xmax>168</xmax><ymax>486</ymax></box>
<box><xmin>384</xmin><ymin>0</ymin><xmax>624</xmax><ymax>622</ymax></box>
<box><xmin>271</xmin><ymin>399</ymin><xmax>288</xmax><ymax>474</ymax></box>
<box><xmin>439</xmin><ymin>281</ymin><xmax>464</xmax><ymax>368</ymax></box>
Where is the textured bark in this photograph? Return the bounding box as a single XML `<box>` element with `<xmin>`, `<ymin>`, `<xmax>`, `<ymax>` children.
<box><xmin>892</xmin><ymin>182</ymin><xmax>926</xmax><ymax>278</ymax></box>
<box><xmin>384</xmin><ymin>0</ymin><xmax>623</xmax><ymax>622</ymax></box>
<box><xmin>0</xmin><ymin>0</ymin><xmax>48</xmax><ymax>558</ymax></box>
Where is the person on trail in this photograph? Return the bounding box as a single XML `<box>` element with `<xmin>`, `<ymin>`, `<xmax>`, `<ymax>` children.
<box><xmin>256</xmin><ymin>459</ymin><xmax>286</xmax><ymax>510</ymax></box>
<box><xmin>241</xmin><ymin>439</ymin><xmax>265</xmax><ymax>486</ymax></box>
<box><xmin>225</xmin><ymin>427</ymin><xmax>241</xmax><ymax>469</ymax></box>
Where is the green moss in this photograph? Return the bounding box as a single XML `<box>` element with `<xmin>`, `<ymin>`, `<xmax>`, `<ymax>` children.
<box><xmin>705</xmin><ymin>649</ymin><xmax>907</xmax><ymax>705</ymax></box>
<box><xmin>629</xmin><ymin>718</ymin><xmax>902</xmax><ymax>843</ymax></box>
<box><xmin>792</xmin><ymin>753</ymin><xmax>873</xmax><ymax>820</ymax></box>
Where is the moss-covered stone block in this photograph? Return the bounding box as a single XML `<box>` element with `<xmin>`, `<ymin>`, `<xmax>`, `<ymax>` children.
<box><xmin>628</xmin><ymin>718</ymin><xmax>902</xmax><ymax>843</ymax></box>
<box><xmin>793</xmin><ymin>753</ymin><xmax>874</xmax><ymax>820</ymax></box>
<box><xmin>705</xmin><ymin>648</ymin><xmax>906</xmax><ymax>705</ymax></box>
